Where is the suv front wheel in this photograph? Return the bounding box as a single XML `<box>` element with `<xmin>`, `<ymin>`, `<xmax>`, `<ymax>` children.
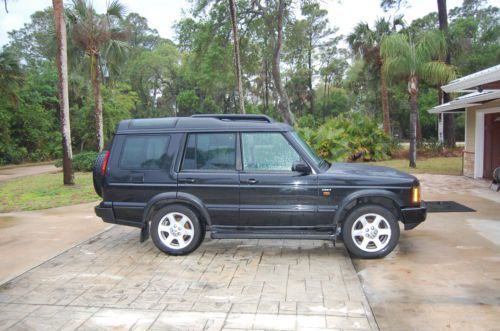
<box><xmin>151</xmin><ymin>205</ymin><xmax>204</xmax><ymax>255</ymax></box>
<box><xmin>342</xmin><ymin>204</ymin><xmax>400</xmax><ymax>259</ymax></box>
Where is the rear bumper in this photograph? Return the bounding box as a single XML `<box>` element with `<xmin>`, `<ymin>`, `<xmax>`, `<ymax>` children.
<box><xmin>95</xmin><ymin>202</ymin><xmax>145</xmax><ymax>228</ymax></box>
<box><xmin>400</xmin><ymin>202</ymin><xmax>427</xmax><ymax>230</ymax></box>
<box><xmin>95</xmin><ymin>203</ymin><xmax>115</xmax><ymax>223</ymax></box>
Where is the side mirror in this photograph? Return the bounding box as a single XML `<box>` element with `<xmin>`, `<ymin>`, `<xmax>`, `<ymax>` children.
<box><xmin>292</xmin><ymin>160</ymin><xmax>311</xmax><ymax>174</ymax></box>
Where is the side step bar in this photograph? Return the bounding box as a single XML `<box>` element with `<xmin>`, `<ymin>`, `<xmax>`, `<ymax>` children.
<box><xmin>211</xmin><ymin>231</ymin><xmax>336</xmax><ymax>240</ymax></box>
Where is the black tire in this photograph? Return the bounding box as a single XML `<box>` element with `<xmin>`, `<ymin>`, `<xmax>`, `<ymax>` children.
<box><xmin>150</xmin><ymin>205</ymin><xmax>204</xmax><ymax>256</ymax></box>
<box><xmin>342</xmin><ymin>204</ymin><xmax>400</xmax><ymax>259</ymax></box>
<box><xmin>92</xmin><ymin>151</ymin><xmax>107</xmax><ymax>197</ymax></box>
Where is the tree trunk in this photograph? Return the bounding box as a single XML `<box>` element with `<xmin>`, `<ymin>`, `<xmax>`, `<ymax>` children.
<box><xmin>53</xmin><ymin>0</ymin><xmax>74</xmax><ymax>185</ymax></box>
<box><xmin>437</xmin><ymin>0</ymin><xmax>455</xmax><ymax>147</ymax></box>
<box><xmin>91</xmin><ymin>53</ymin><xmax>104</xmax><ymax>152</ymax></box>
<box><xmin>408</xmin><ymin>76</ymin><xmax>418</xmax><ymax>168</ymax></box>
<box><xmin>271</xmin><ymin>0</ymin><xmax>294</xmax><ymax>125</ymax></box>
<box><xmin>229</xmin><ymin>0</ymin><xmax>245</xmax><ymax>114</ymax></box>
<box><xmin>264</xmin><ymin>58</ymin><xmax>269</xmax><ymax>113</ymax></box>
<box><xmin>380</xmin><ymin>68</ymin><xmax>391</xmax><ymax>136</ymax></box>
<box><xmin>307</xmin><ymin>35</ymin><xmax>314</xmax><ymax>114</ymax></box>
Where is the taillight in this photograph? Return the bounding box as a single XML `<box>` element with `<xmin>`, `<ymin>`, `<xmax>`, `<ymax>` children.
<box><xmin>412</xmin><ymin>186</ymin><xmax>421</xmax><ymax>206</ymax></box>
<box><xmin>101</xmin><ymin>151</ymin><xmax>110</xmax><ymax>176</ymax></box>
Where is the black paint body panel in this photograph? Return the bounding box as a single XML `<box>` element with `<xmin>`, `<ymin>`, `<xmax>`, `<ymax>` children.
<box><xmin>95</xmin><ymin>116</ymin><xmax>427</xmax><ymax>237</ymax></box>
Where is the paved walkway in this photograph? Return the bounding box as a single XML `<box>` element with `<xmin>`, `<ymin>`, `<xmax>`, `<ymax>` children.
<box><xmin>0</xmin><ymin>203</ymin><xmax>110</xmax><ymax>285</ymax></box>
<box><xmin>0</xmin><ymin>164</ymin><xmax>59</xmax><ymax>182</ymax></box>
<box><xmin>353</xmin><ymin>174</ymin><xmax>500</xmax><ymax>330</ymax></box>
<box><xmin>0</xmin><ymin>227</ymin><xmax>377</xmax><ymax>330</ymax></box>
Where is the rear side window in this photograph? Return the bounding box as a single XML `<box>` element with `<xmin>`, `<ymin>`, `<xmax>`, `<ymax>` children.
<box><xmin>119</xmin><ymin>135</ymin><xmax>170</xmax><ymax>170</ymax></box>
<box><xmin>182</xmin><ymin>133</ymin><xmax>236</xmax><ymax>170</ymax></box>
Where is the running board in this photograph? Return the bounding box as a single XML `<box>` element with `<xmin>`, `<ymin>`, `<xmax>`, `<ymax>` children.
<box><xmin>211</xmin><ymin>230</ymin><xmax>336</xmax><ymax>240</ymax></box>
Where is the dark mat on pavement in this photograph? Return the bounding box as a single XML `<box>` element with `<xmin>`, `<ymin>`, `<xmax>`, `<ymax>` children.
<box><xmin>426</xmin><ymin>201</ymin><xmax>476</xmax><ymax>213</ymax></box>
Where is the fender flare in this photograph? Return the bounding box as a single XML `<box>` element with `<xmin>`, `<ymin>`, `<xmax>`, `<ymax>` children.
<box><xmin>333</xmin><ymin>189</ymin><xmax>404</xmax><ymax>225</ymax></box>
<box><xmin>141</xmin><ymin>192</ymin><xmax>212</xmax><ymax>226</ymax></box>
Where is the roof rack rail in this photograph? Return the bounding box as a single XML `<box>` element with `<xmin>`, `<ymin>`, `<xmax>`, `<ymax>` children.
<box><xmin>191</xmin><ymin>114</ymin><xmax>273</xmax><ymax>123</ymax></box>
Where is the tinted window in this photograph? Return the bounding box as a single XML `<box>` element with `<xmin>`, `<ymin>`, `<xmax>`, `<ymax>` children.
<box><xmin>242</xmin><ymin>133</ymin><xmax>300</xmax><ymax>171</ymax></box>
<box><xmin>182</xmin><ymin>133</ymin><xmax>236</xmax><ymax>170</ymax></box>
<box><xmin>119</xmin><ymin>135</ymin><xmax>170</xmax><ymax>170</ymax></box>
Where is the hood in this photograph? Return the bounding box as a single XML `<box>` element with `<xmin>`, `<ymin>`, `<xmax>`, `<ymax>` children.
<box><xmin>325</xmin><ymin>162</ymin><xmax>418</xmax><ymax>186</ymax></box>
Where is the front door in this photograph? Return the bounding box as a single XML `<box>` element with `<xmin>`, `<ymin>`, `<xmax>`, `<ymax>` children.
<box><xmin>177</xmin><ymin>132</ymin><xmax>239</xmax><ymax>225</ymax></box>
<box><xmin>238</xmin><ymin>132</ymin><xmax>318</xmax><ymax>227</ymax></box>
<box><xmin>483</xmin><ymin>113</ymin><xmax>500</xmax><ymax>179</ymax></box>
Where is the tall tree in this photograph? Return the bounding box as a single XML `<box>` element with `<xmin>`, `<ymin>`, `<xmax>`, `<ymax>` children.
<box><xmin>381</xmin><ymin>30</ymin><xmax>455</xmax><ymax>167</ymax></box>
<box><xmin>0</xmin><ymin>51</ymin><xmax>24</xmax><ymax>107</ymax></box>
<box><xmin>68</xmin><ymin>0</ymin><xmax>128</xmax><ymax>152</ymax></box>
<box><xmin>52</xmin><ymin>0</ymin><xmax>74</xmax><ymax>185</ymax></box>
<box><xmin>274</xmin><ymin>0</ymin><xmax>294</xmax><ymax>124</ymax></box>
<box><xmin>229</xmin><ymin>0</ymin><xmax>245</xmax><ymax>114</ymax></box>
<box><xmin>437</xmin><ymin>0</ymin><xmax>455</xmax><ymax>148</ymax></box>
<box><xmin>347</xmin><ymin>18</ymin><xmax>402</xmax><ymax>136</ymax></box>
<box><xmin>300</xmin><ymin>2</ymin><xmax>331</xmax><ymax>115</ymax></box>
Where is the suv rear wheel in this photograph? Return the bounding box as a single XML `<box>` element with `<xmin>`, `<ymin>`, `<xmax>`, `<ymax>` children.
<box><xmin>342</xmin><ymin>204</ymin><xmax>400</xmax><ymax>259</ymax></box>
<box><xmin>150</xmin><ymin>205</ymin><xmax>204</xmax><ymax>255</ymax></box>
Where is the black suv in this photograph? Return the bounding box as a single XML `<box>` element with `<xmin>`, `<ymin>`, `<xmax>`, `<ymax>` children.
<box><xmin>94</xmin><ymin>114</ymin><xmax>426</xmax><ymax>258</ymax></box>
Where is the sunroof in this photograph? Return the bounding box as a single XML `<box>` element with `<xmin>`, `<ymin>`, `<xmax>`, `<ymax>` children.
<box><xmin>128</xmin><ymin>118</ymin><xmax>178</xmax><ymax>129</ymax></box>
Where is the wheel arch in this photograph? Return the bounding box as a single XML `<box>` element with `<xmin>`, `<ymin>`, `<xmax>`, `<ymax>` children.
<box><xmin>142</xmin><ymin>192</ymin><xmax>212</xmax><ymax>228</ymax></box>
<box><xmin>334</xmin><ymin>189</ymin><xmax>403</xmax><ymax>228</ymax></box>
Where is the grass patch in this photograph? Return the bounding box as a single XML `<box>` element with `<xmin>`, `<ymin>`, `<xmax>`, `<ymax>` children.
<box><xmin>370</xmin><ymin>156</ymin><xmax>462</xmax><ymax>176</ymax></box>
<box><xmin>0</xmin><ymin>172</ymin><xmax>98</xmax><ymax>213</ymax></box>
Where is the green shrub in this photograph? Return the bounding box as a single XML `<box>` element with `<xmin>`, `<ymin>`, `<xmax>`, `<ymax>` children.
<box><xmin>55</xmin><ymin>151</ymin><xmax>99</xmax><ymax>172</ymax></box>
<box><xmin>296</xmin><ymin>112</ymin><xmax>394</xmax><ymax>162</ymax></box>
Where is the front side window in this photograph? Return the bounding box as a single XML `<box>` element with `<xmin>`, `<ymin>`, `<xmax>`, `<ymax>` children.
<box><xmin>119</xmin><ymin>135</ymin><xmax>170</xmax><ymax>170</ymax></box>
<box><xmin>242</xmin><ymin>132</ymin><xmax>301</xmax><ymax>171</ymax></box>
<box><xmin>182</xmin><ymin>133</ymin><xmax>236</xmax><ymax>170</ymax></box>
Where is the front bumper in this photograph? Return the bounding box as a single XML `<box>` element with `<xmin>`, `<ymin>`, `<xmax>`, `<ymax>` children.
<box><xmin>400</xmin><ymin>201</ymin><xmax>427</xmax><ymax>230</ymax></box>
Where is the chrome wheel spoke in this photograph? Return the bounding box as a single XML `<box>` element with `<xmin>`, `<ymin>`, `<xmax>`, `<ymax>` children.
<box><xmin>183</xmin><ymin>227</ymin><xmax>194</xmax><ymax>236</ymax></box>
<box><xmin>378</xmin><ymin>228</ymin><xmax>391</xmax><ymax>236</ymax></box>
<box><xmin>352</xmin><ymin>229</ymin><xmax>364</xmax><ymax>237</ymax></box>
<box><xmin>360</xmin><ymin>238</ymin><xmax>370</xmax><ymax>250</ymax></box>
<box><xmin>158</xmin><ymin>223</ymin><xmax>171</xmax><ymax>233</ymax></box>
<box><xmin>373</xmin><ymin>216</ymin><xmax>383</xmax><ymax>228</ymax></box>
<box><xmin>178</xmin><ymin>216</ymin><xmax>189</xmax><ymax>228</ymax></box>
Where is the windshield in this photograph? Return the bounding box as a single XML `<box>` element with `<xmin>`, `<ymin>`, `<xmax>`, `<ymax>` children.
<box><xmin>290</xmin><ymin>131</ymin><xmax>326</xmax><ymax>169</ymax></box>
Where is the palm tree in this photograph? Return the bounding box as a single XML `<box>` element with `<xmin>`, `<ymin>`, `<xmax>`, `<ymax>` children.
<box><xmin>381</xmin><ymin>30</ymin><xmax>455</xmax><ymax>168</ymax></box>
<box><xmin>0</xmin><ymin>50</ymin><xmax>23</xmax><ymax>107</ymax></box>
<box><xmin>67</xmin><ymin>0</ymin><xmax>128</xmax><ymax>152</ymax></box>
<box><xmin>347</xmin><ymin>18</ymin><xmax>403</xmax><ymax>136</ymax></box>
<box><xmin>229</xmin><ymin>0</ymin><xmax>245</xmax><ymax>114</ymax></box>
<box><xmin>52</xmin><ymin>0</ymin><xmax>74</xmax><ymax>185</ymax></box>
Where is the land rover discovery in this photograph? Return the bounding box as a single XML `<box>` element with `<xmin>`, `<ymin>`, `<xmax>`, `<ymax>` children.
<box><xmin>94</xmin><ymin>114</ymin><xmax>426</xmax><ymax>258</ymax></box>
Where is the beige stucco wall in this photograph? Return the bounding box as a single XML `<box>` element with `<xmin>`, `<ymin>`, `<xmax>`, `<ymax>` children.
<box><xmin>463</xmin><ymin>98</ymin><xmax>500</xmax><ymax>178</ymax></box>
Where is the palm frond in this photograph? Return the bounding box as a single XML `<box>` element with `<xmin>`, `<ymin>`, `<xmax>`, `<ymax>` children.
<box><xmin>106</xmin><ymin>0</ymin><xmax>126</xmax><ymax>19</ymax></box>
<box><xmin>416</xmin><ymin>29</ymin><xmax>447</xmax><ymax>62</ymax></box>
<box><xmin>419</xmin><ymin>61</ymin><xmax>456</xmax><ymax>85</ymax></box>
<box><xmin>381</xmin><ymin>33</ymin><xmax>411</xmax><ymax>61</ymax></box>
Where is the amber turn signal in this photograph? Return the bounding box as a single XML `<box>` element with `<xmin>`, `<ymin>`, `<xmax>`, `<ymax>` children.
<box><xmin>412</xmin><ymin>186</ymin><xmax>420</xmax><ymax>205</ymax></box>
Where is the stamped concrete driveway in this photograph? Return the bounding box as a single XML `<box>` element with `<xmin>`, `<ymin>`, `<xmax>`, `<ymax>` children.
<box><xmin>353</xmin><ymin>174</ymin><xmax>500</xmax><ymax>330</ymax></box>
<box><xmin>0</xmin><ymin>227</ymin><xmax>377</xmax><ymax>330</ymax></box>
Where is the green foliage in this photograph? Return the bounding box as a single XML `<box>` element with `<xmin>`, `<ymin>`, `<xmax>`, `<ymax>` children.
<box><xmin>55</xmin><ymin>151</ymin><xmax>98</xmax><ymax>172</ymax></box>
<box><xmin>297</xmin><ymin>113</ymin><xmax>394</xmax><ymax>162</ymax></box>
<box><xmin>0</xmin><ymin>0</ymin><xmax>498</xmax><ymax>166</ymax></box>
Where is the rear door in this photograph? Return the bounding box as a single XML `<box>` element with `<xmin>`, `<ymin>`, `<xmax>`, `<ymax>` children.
<box><xmin>106</xmin><ymin>133</ymin><xmax>178</xmax><ymax>221</ymax></box>
<box><xmin>177</xmin><ymin>132</ymin><xmax>239</xmax><ymax>225</ymax></box>
<box><xmin>238</xmin><ymin>132</ymin><xmax>318</xmax><ymax>227</ymax></box>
